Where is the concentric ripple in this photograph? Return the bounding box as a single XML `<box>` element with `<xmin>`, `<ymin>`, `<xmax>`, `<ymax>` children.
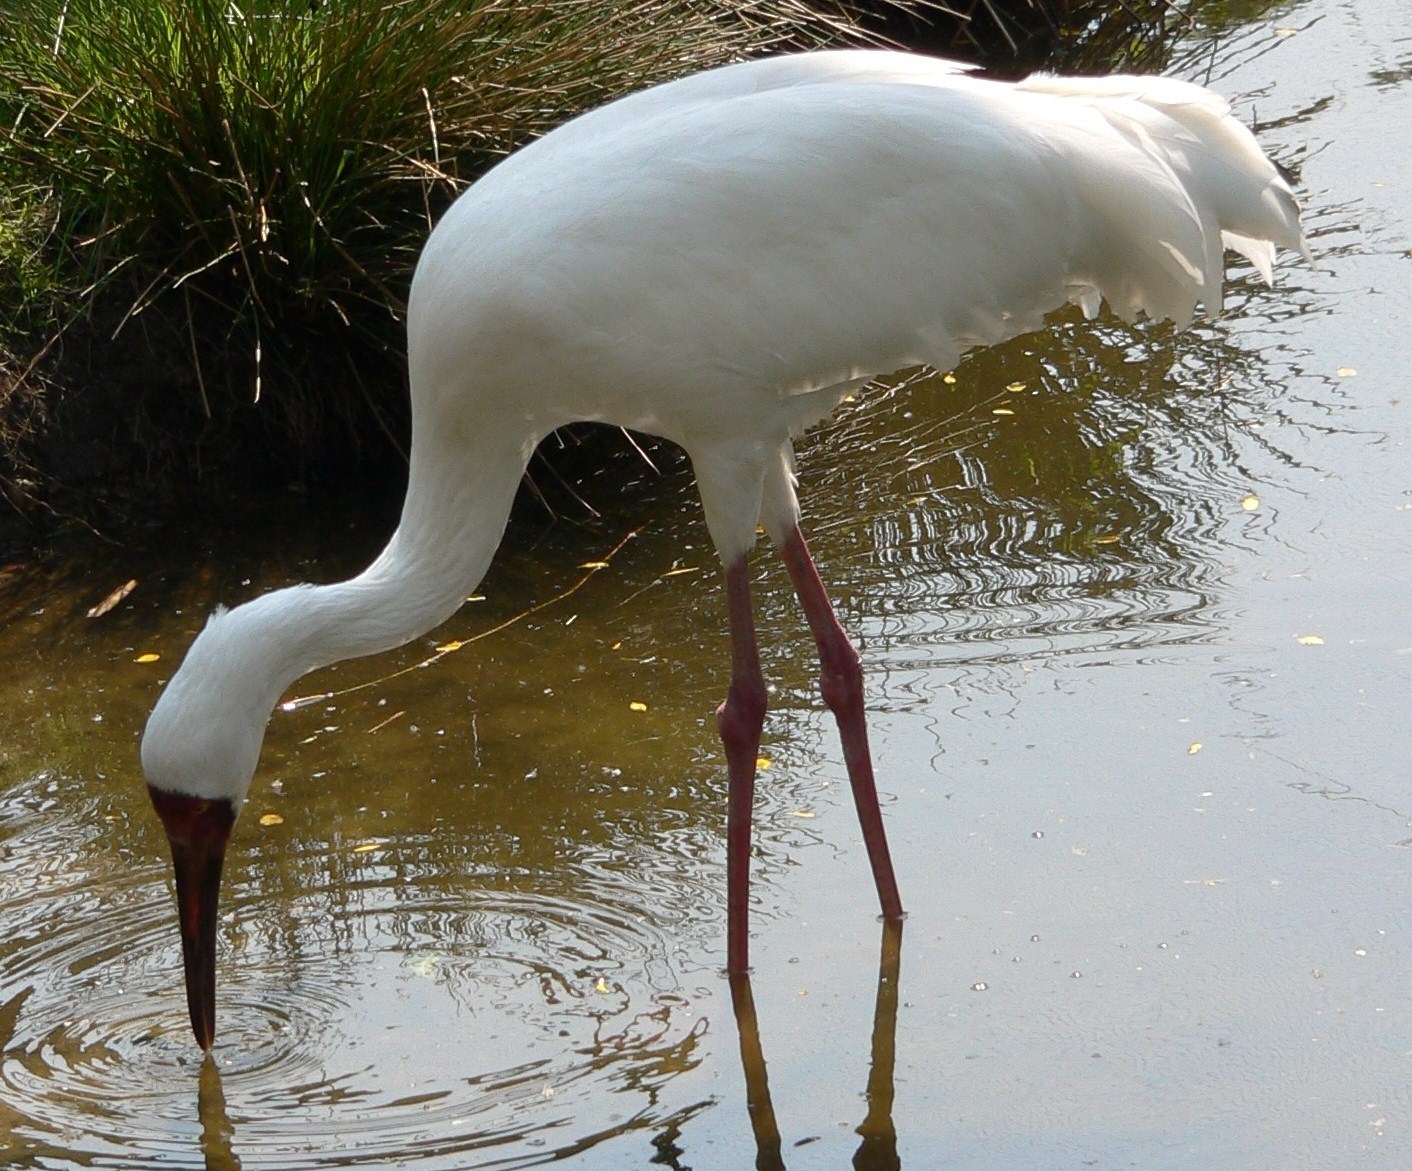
<box><xmin>0</xmin><ymin>773</ymin><xmax>717</xmax><ymax>1168</ymax></box>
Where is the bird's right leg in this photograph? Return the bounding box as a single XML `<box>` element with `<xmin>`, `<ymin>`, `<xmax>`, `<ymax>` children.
<box><xmin>780</xmin><ymin>526</ymin><xmax>904</xmax><ymax>922</ymax></box>
<box><xmin>717</xmin><ymin>554</ymin><xmax>768</xmax><ymax>974</ymax></box>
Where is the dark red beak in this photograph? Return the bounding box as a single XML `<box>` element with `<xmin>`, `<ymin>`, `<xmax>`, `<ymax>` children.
<box><xmin>148</xmin><ymin>786</ymin><xmax>236</xmax><ymax>1050</ymax></box>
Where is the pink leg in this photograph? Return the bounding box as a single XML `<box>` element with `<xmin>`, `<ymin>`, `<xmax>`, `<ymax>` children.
<box><xmin>717</xmin><ymin>554</ymin><xmax>768</xmax><ymax>973</ymax></box>
<box><xmin>780</xmin><ymin>527</ymin><xmax>904</xmax><ymax>921</ymax></box>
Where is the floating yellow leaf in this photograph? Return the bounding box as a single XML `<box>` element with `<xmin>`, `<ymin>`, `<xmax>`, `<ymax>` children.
<box><xmin>789</xmin><ymin>809</ymin><xmax>816</xmax><ymax>819</ymax></box>
<box><xmin>259</xmin><ymin>812</ymin><xmax>284</xmax><ymax>826</ymax></box>
<box><xmin>435</xmin><ymin>640</ymin><xmax>463</xmax><ymax>653</ymax></box>
<box><xmin>1297</xmin><ymin>634</ymin><xmax>1325</xmax><ymax>646</ymax></box>
<box><xmin>942</xmin><ymin>372</ymin><xmax>957</xmax><ymax>384</ymax></box>
<box><xmin>662</xmin><ymin>567</ymin><xmax>699</xmax><ymax>578</ymax></box>
<box><xmin>1006</xmin><ymin>381</ymin><xmax>1026</xmax><ymax>392</ymax></box>
<box><xmin>629</xmin><ymin>701</ymin><xmax>648</xmax><ymax>712</ymax></box>
<box><xmin>991</xmin><ymin>407</ymin><xmax>1015</xmax><ymax>416</ymax></box>
<box><xmin>579</xmin><ymin>561</ymin><xmax>609</xmax><ymax>569</ymax></box>
<box><xmin>134</xmin><ymin>652</ymin><xmax>161</xmax><ymax>663</ymax></box>
<box><xmin>595</xmin><ymin>977</ymin><xmax>610</xmax><ymax>993</ymax></box>
<box><xmin>610</xmin><ymin>641</ymin><xmax>622</xmax><ymax>651</ymax></box>
<box><xmin>1336</xmin><ymin>366</ymin><xmax>1357</xmax><ymax>377</ymax></box>
<box><xmin>1241</xmin><ymin>495</ymin><xmax>1260</xmax><ymax>511</ymax></box>
<box><xmin>352</xmin><ymin>840</ymin><xmax>386</xmax><ymax>853</ymax></box>
<box><xmin>756</xmin><ymin>756</ymin><xmax>772</xmax><ymax>771</ymax></box>
<box><xmin>1092</xmin><ymin>534</ymin><xmax>1120</xmax><ymax>545</ymax></box>
<box><xmin>1188</xmin><ymin>742</ymin><xmax>1203</xmax><ymax>755</ymax></box>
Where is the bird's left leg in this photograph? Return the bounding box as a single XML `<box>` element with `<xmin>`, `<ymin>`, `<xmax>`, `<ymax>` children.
<box><xmin>779</xmin><ymin>526</ymin><xmax>904</xmax><ymax>921</ymax></box>
<box><xmin>717</xmin><ymin>554</ymin><xmax>768</xmax><ymax>973</ymax></box>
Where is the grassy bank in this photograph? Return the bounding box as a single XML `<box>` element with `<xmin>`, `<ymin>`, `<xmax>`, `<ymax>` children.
<box><xmin>0</xmin><ymin>0</ymin><xmax>1206</xmax><ymax>544</ymax></box>
<box><xmin>0</xmin><ymin>1</ymin><xmax>896</xmax><ymax>529</ymax></box>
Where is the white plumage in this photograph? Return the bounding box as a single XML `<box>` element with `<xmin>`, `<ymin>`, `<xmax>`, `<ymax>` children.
<box><xmin>140</xmin><ymin>50</ymin><xmax>1305</xmax><ymax>1050</ymax></box>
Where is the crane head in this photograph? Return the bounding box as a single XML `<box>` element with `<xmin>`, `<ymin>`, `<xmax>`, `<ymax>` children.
<box><xmin>141</xmin><ymin>604</ymin><xmax>274</xmax><ymax>1050</ymax></box>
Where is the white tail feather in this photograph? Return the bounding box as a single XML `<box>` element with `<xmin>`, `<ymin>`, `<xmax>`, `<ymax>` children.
<box><xmin>1020</xmin><ymin>70</ymin><xmax>1307</xmax><ymax>316</ymax></box>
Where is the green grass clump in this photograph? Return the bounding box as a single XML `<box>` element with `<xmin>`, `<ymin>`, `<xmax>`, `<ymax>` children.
<box><xmin>0</xmin><ymin>0</ymin><xmax>854</xmax><ymax>329</ymax></box>
<box><xmin>0</xmin><ymin>0</ymin><xmax>887</xmax><ymax>486</ymax></box>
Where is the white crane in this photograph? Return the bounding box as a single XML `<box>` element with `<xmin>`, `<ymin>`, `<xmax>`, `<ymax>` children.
<box><xmin>141</xmin><ymin>49</ymin><xmax>1306</xmax><ymax>1050</ymax></box>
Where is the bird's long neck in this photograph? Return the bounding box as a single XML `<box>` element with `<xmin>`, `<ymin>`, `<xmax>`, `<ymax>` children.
<box><xmin>234</xmin><ymin>427</ymin><xmax>535</xmax><ymax>705</ymax></box>
<box><xmin>141</xmin><ymin>424</ymin><xmax>537</xmax><ymax>807</ymax></box>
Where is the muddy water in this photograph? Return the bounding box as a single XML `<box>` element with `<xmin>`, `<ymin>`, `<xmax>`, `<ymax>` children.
<box><xmin>3</xmin><ymin>2</ymin><xmax>1409</xmax><ymax>1167</ymax></box>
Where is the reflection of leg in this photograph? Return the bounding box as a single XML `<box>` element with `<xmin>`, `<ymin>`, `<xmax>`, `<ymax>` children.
<box><xmin>198</xmin><ymin>1054</ymin><xmax>243</xmax><ymax>1171</ymax></box>
<box><xmin>779</xmin><ymin>527</ymin><xmax>904</xmax><ymax>920</ymax></box>
<box><xmin>717</xmin><ymin>555</ymin><xmax>768</xmax><ymax>975</ymax></box>
<box><xmin>854</xmin><ymin>918</ymin><xmax>903</xmax><ymax>1171</ymax></box>
<box><xmin>729</xmin><ymin>971</ymin><xmax>787</xmax><ymax>1171</ymax></box>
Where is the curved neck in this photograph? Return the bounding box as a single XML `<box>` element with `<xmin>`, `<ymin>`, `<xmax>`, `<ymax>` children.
<box><xmin>142</xmin><ymin>427</ymin><xmax>537</xmax><ymax>806</ymax></box>
<box><xmin>252</xmin><ymin>428</ymin><xmax>534</xmax><ymax>700</ymax></box>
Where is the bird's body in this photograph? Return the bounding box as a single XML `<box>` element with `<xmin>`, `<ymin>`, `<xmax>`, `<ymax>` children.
<box><xmin>141</xmin><ymin>50</ymin><xmax>1305</xmax><ymax>1049</ymax></box>
<box><xmin>405</xmin><ymin>50</ymin><xmax>1299</xmax><ymax>561</ymax></box>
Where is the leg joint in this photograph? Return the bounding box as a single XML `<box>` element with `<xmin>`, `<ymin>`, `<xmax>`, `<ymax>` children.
<box><xmin>718</xmin><ymin>678</ymin><xmax>768</xmax><ymax>747</ymax></box>
<box><xmin>818</xmin><ymin>639</ymin><xmax>863</xmax><ymax>716</ymax></box>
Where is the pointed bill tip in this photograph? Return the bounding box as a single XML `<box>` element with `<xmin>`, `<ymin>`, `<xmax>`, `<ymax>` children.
<box><xmin>148</xmin><ymin>786</ymin><xmax>236</xmax><ymax>1051</ymax></box>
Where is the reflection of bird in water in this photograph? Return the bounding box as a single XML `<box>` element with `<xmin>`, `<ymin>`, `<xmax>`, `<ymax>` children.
<box><xmin>730</xmin><ymin>921</ymin><xmax>905</xmax><ymax>1171</ymax></box>
<box><xmin>141</xmin><ymin>49</ymin><xmax>1306</xmax><ymax>1051</ymax></box>
<box><xmin>198</xmin><ymin>1057</ymin><xmax>241</xmax><ymax>1171</ymax></box>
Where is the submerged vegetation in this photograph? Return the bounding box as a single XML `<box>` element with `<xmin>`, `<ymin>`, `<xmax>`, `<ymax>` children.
<box><xmin>0</xmin><ymin>0</ymin><xmax>1250</xmax><ymax>542</ymax></box>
